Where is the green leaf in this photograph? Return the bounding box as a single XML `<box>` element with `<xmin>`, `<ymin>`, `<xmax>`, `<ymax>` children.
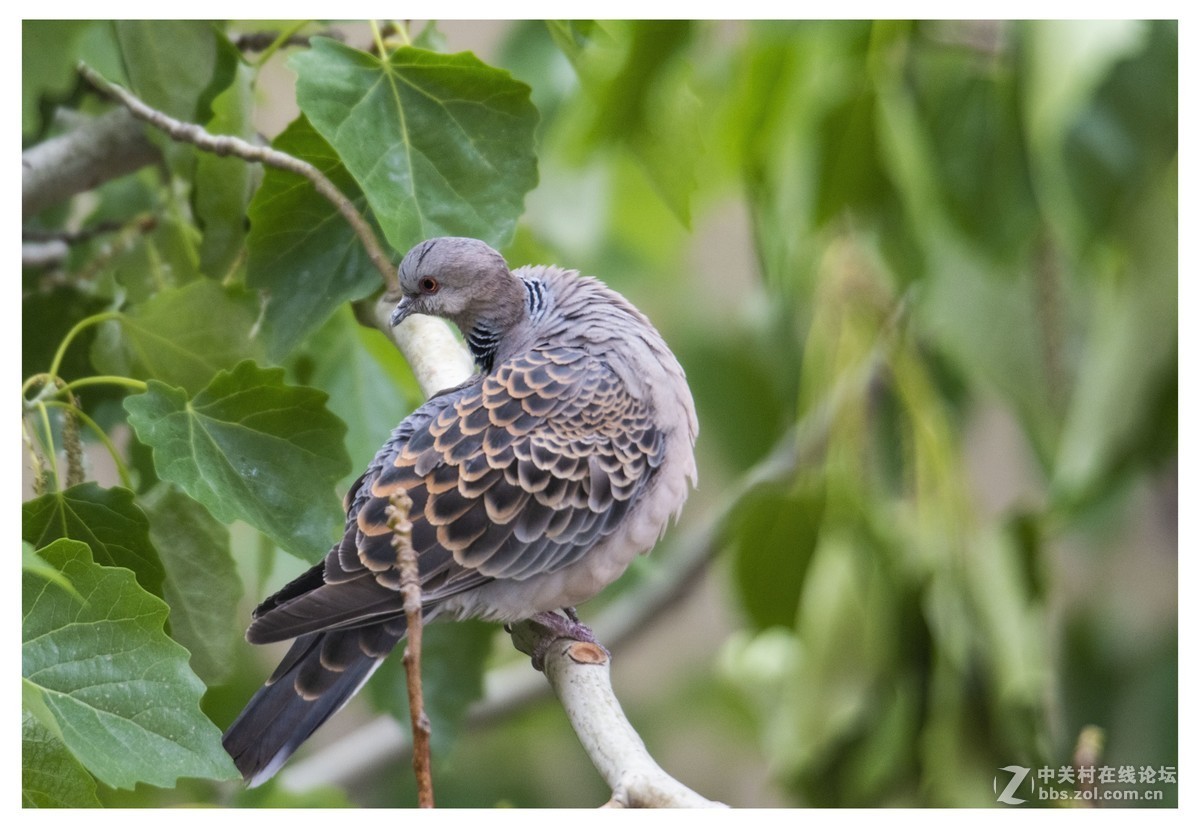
<box><xmin>814</xmin><ymin>88</ymin><xmax>892</xmax><ymax>226</ymax></box>
<box><xmin>1063</xmin><ymin>20</ymin><xmax>1177</xmax><ymax>243</ymax></box>
<box><xmin>22</xmin><ymin>285</ymin><xmax>113</xmax><ymax>393</ymax></box>
<box><xmin>196</xmin><ymin>59</ymin><xmax>259</xmax><ymax>279</ymax></box>
<box><xmin>551</xmin><ymin>21</ymin><xmax>699</xmax><ymax>225</ymax></box>
<box><xmin>1051</xmin><ymin>172</ymin><xmax>1177</xmax><ymax>505</ymax></box>
<box><xmin>726</xmin><ymin>479</ymin><xmax>824</xmax><ymax>630</ymax></box>
<box><xmin>115</xmin><ymin>20</ymin><xmax>237</xmax><ymax>122</ymax></box>
<box><xmin>22</xmin><ymin>20</ymin><xmax>92</xmax><ymax>137</ymax></box>
<box><xmin>909</xmin><ymin>26</ymin><xmax>1039</xmax><ymax>262</ymax></box>
<box><xmin>22</xmin><ymin>483</ymin><xmax>165</xmax><ymax>598</ymax></box>
<box><xmin>919</xmin><ymin>249</ymin><xmax>1060</xmax><ymax>465</ymax></box>
<box><xmin>141</xmin><ymin>483</ymin><xmax>244</xmax><ymax>685</ymax></box>
<box><xmin>291</xmin><ymin>38</ymin><xmax>539</xmax><ymax>253</ymax></box>
<box><xmin>22</xmin><ymin>710</ymin><xmax>101</xmax><ymax>808</ymax></box>
<box><xmin>292</xmin><ymin>306</ymin><xmax>422</xmax><ymax>487</ymax></box>
<box><xmin>91</xmin><ymin>279</ymin><xmax>263</xmax><ymax>395</ymax></box>
<box><xmin>412</xmin><ymin>20</ymin><xmax>447</xmax><ymax>52</ymax></box>
<box><xmin>90</xmin><ymin>210</ymin><xmax>205</xmax><ymax>304</ymax></box>
<box><xmin>23</xmin><ymin>542</ymin><xmax>84</xmax><ymax>604</ymax></box>
<box><xmin>22</xmin><ymin>539</ymin><xmax>238</xmax><ymax>789</ymax></box>
<box><xmin>680</xmin><ymin>327</ymin><xmax>794</xmax><ymax>472</ymax></box>
<box><xmin>245</xmin><ymin>115</ymin><xmax>382</xmax><ymax>361</ymax></box>
<box><xmin>124</xmin><ymin>361</ymin><xmax>351</xmax><ymax>560</ymax></box>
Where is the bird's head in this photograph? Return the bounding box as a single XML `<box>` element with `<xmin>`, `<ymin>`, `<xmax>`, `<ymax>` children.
<box><xmin>390</xmin><ymin>237</ymin><xmax>523</xmax><ymax>334</ymax></box>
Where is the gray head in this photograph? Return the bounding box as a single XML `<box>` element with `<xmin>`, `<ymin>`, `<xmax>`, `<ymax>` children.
<box><xmin>390</xmin><ymin>237</ymin><xmax>525</xmax><ymax>336</ymax></box>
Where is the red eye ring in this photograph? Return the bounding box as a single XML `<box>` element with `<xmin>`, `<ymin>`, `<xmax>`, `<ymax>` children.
<box><xmin>418</xmin><ymin>277</ymin><xmax>440</xmax><ymax>294</ymax></box>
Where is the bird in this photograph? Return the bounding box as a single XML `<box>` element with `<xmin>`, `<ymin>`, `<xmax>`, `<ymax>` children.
<box><xmin>222</xmin><ymin>237</ymin><xmax>698</xmax><ymax>786</ymax></box>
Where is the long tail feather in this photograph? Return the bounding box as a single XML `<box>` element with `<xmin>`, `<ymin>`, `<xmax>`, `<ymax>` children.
<box><xmin>222</xmin><ymin>626</ymin><xmax>400</xmax><ymax>786</ymax></box>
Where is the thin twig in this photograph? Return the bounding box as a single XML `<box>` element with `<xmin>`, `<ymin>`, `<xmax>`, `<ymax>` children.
<box><xmin>76</xmin><ymin>62</ymin><xmax>398</xmax><ymax>292</ymax></box>
<box><xmin>387</xmin><ymin>491</ymin><xmax>434</xmax><ymax>808</ymax></box>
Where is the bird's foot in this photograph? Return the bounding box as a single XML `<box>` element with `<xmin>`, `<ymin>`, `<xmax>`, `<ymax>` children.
<box><xmin>523</xmin><ymin>608</ymin><xmax>607</xmax><ymax>671</ymax></box>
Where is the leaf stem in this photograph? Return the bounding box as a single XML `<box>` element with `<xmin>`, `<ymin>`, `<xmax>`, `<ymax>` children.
<box><xmin>42</xmin><ymin>399</ymin><xmax>134</xmax><ymax>490</ymax></box>
<box><xmin>34</xmin><ymin>402</ymin><xmax>61</xmax><ymax>492</ymax></box>
<box><xmin>60</xmin><ymin>376</ymin><xmax>149</xmax><ymax>395</ymax></box>
<box><xmin>255</xmin><ymin>20</ymin><xmax>312</xmax><ymax>67</ymax></box>
<box><xmin>369</xmin><ymin>20</ymin><xmax>389</xmax><ymax>57</ymax></box>
<box><xmin>35</xmin><ymin>310</ymin><xmax>124</xmax><ymax>396</ymax></box>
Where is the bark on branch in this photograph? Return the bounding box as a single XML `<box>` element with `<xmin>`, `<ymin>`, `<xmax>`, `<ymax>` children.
<box><xmin>22</xmin><ymin>108</ymin><xmax>159</xmax><ymax>220</ymax></box>
<box><xmin>75</xmin><ymin>62</ymin><xmax>398</xmax><ymax>292</ymax></box>
<box><xmin>387</xmin><ymin>492</ymin><xmax>434</xmax><ymax>807</ymax></box>
<box><xmin>509</xmin><ymin>619</ymin><xmax>727</xmax><ymax>808</ymax></box>
<box><xmin>73</xmin><ymin>62</ymin><xmax>471</xmax><ymax>398</ymax></box>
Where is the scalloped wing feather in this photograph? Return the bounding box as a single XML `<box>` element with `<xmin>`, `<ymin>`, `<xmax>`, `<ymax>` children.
<box><xmin>245</xmin><ymin>345</ymin><xmax>664</xmax><ymax>645</ymax></box>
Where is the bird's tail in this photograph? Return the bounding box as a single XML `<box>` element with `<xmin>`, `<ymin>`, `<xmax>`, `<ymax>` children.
<box><xmin>222</xmin><ymin>623</ymin><xmax>402</xmax><ymax>786</ymax></box>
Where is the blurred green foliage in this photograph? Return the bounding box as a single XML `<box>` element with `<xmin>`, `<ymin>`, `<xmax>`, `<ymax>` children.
<box><xmin>22</xmin><ymin>20</ymin><xmax>1175</xmax><ymax>807</ymax></box>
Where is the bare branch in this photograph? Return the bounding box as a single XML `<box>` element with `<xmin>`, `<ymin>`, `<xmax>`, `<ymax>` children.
<box><xmin>509</xmin><ymin>619</ymin><xmax>726</xmax><ymax>808</ymax></box>
<box><xmin>22</xmin><ymin>241</ymin><xmax>69</xmax><ymax>269</ymax></box>
<box><xmin>22</xmin><ymin>108</ymin><xmax>158</xmax><ymax>220</ymax></box>
<box><xmin>366</xmin><ymin>293</ymin><xmax>476</xmax><ymax>399</ymax></box>
<box><xmin>76</xmin><ymin>62</ymin><xmax>399</xmax><ymax>293</ymax></box>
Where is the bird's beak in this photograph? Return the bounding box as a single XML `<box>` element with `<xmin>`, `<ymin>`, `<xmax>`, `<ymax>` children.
<box><xmin>390</xmin><ymin>296</ymin><xmax>416</xmax><ymax>328</ymax></box>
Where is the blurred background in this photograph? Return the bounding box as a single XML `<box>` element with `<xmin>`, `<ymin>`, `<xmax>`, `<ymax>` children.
<box><xmin>25</xmin><ymin>20</ymin><xmax>1178</xmax><ymax>807</ymax></box>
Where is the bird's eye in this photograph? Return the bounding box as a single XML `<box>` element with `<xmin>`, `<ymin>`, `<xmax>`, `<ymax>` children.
<box><xmin>418</xmin><ymin>277</ymin><xmax>440</xmax><ymax>295</ymax></box>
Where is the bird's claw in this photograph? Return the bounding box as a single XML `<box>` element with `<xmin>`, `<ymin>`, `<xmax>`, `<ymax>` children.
<box><xmin>527</xmin><ymin>608</ymin><xmax>607</xmax><ymax>671</ymax></box>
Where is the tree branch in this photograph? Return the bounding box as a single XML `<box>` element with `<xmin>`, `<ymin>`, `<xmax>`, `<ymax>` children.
<box><xmin>74</xmin><ymin>62</ymin><xmax>473</xmax><ymax>400</ymax></box>
<box><xmin>366</xmin><ymin>293</ymin><xmax>476</xmax><ymax>399</ymax></box>
<box><xmin>22</xmin><ymin>108</ymin><xmax>159</xmax><ymax>220</ymax></box>
<box><xmin>509</xmin><ymin>619</ymin><xmax>727</xmax><ymax>808</ymax></box>
<box><xmin>76</xmin><ymin>62</ymin><xmax>398</xmax><ymax>293</ymax></box>
<box><xmin>22</xmin><ymin>241</ymin><xmax>69</xmax><ymax>269</ymax></box>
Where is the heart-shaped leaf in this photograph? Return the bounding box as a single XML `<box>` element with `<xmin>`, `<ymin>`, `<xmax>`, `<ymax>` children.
<box><xmin>114</xmin><ymin>20</ymin><xmax>237</xmax><ymax>123</ymax></box>
<box><xmin>22</xmin><ymin>540</ymin><xmax>238</xmax><ymax>789</ymax></box>
<box><xmin>245</xmin><ymin>115</ymin><xmax>382</xmax><ymax>361</ymax></box>
<box><xmin>124</xmin><ymin>361</ymin><xmax>351</xmax><ymax>561</ymax></box>
<box><xmin>22</xmin><ymin>483</ymin><xmax>164</xmax><ymax>598</ymax></box>
<box><xmin>291</xmin><ymin>38</ymin><xmax>539</xmax><ymax>253</ymax></box>
<box><xmin>296</xmin><ymin>306</ymin><xmax>422</xmax><ymax>486</ymax></box>
<box><xmin>22</xmin><ymin>711</ymin><xmax>101</xmax><ymax>807</ymax></box>
<box><xmin>196</xmin><ymin>59</ymin><xmax>259</xmax><ymax>279</ymax></box>
<box><xmin>91</xmin><ymin>279</ymin><xmax>263</xmax><ymax>395</ymax></box>
<box><xmin>141</xmin><ymin>483</ymin><xmax>243</xmax><ymax>685</ymax></box>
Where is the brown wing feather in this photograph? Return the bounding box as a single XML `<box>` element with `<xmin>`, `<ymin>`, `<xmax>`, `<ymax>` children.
<box><xmin>246</xmin><ymin>344</ymin><xmax>664</xmax><ymax>644</ymax></box>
